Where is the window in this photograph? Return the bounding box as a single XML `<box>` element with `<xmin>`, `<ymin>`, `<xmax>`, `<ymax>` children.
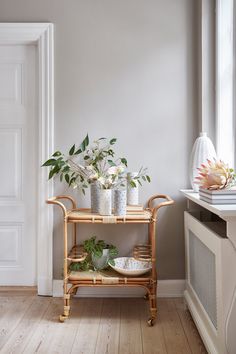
<box><xmin>216</xmin><ymin>0</ymin><xmax>235</xmax><ymax>167</ymax></box>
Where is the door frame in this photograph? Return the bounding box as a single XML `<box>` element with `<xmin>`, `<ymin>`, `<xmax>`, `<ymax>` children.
<box><xmin>0</xmin><ymin>23</ymin><xmax>54</xmax><ymax>295</ymax></box>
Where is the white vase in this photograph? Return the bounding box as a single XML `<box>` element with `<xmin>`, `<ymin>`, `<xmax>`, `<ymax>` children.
<box><xmin>127</xmin><ymin>172</ymin><xmax>139</xmax><ymax>205</ymax></box>
<box><xmin>90</xmin><ymin>181</ymin><xmax>100</xmax><ymax>213</ymax></box>
<box><xmin>114</xmin><ymin>189</ymin><xmax>127</xmax><ymax>216</ymax></box>
<box><xmin>189</xmin><ymin>132</ymin><xmax>217</xmax><ymax>192</ymax></box>
<box><xmin>92</xmin><ymin>249</ymin><xmax>109</xmax><ymax>270</ymax></box>
<box><xmin>99</xmin><ymin>189</ymin><xmax>112</xmax><ymax>215</ymax></box>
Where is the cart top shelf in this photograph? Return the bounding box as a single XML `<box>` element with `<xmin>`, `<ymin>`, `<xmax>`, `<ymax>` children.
<box><xmin>67</xmin><ymin>208</ymin><xmax>152</xmax><ymax>224</ymax></box>
<box><xmin>46</xmin><ymin>193</ymin><xmax>174</xmax><ymax>223</ymax></box>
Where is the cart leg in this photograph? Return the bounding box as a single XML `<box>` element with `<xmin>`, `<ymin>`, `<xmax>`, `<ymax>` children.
<box><xmin>59</xmin><ymin>282</ymin><xmax>71</xmax><ymax>323</ymax></box>
<box><xmin>148</xmin><ymin>284</ymin><xmax>157</xmax><ymax>326</ymax></box>
<box><xmin>59</xmin><ymin>217</ymin><xmax>70</xmax><ymax>323</ymax></box>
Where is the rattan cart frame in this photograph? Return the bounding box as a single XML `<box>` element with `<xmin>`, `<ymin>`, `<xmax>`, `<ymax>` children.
<box><xmin>47</xmin><ymin>194</ymin><xmax>174</xmax><ymax>326</ymax></box>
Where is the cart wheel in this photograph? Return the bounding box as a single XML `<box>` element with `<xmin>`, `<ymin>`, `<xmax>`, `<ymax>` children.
<box><xmin>144</xmin><ymin>293</ymin><xmax>149</xmax><ymax>300</ymax></box>
<box><xmin>59</xmin><ymin>315</ymin><xmax>67</xmax><ymax>323</ymax></box>
<box><xmin>147</xmin><ymin>318</ymin><xmax>154</xmax><ymax>327</ymax></box>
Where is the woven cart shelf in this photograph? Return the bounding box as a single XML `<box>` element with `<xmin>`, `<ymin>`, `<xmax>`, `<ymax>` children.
<box><xmin>46</xmin><ymin>193</ymin><xmax>174</xmax><ymax>326</ymax></box>
<box><xmin>69</xmin><ymin>268</ymin><xmax>152</xmax><ymax>284</ymax></box>
<box><xmin>67</xmin><ymin>209</ymin><xmax>152</xmax><ymax>224</ymax></box>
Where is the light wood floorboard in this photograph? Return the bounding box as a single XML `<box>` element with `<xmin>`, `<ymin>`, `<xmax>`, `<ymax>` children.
<box><xmin>0</xmin><ymin>290</ymin><xmax>206</xmax><ymax>354</ymax></box>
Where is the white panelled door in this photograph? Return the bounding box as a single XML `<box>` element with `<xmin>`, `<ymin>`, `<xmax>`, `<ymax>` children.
<box><xmin>0</xmin><ymin>45</ymin><xmax>37</xmax><ymax>285</ymax></box>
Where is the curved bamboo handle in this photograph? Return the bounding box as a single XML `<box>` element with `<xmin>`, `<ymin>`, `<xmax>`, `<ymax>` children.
<box><xmin>147</xmin><ymin>194</ymin><xmax>174</xmax><ymax>220</ymax></box>
<box><xmin>46</xmin><ymin>195</ymin><xmax>77</xmax><ymax>216</ymax></box>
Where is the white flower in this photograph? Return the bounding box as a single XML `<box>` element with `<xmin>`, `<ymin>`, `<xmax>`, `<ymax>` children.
<box><xmin>89</xmin><ymin>172</ymin><xmax>98</xmax><ymax>180</ymax></box>
<box><xmin>86</xmin><ymin>165</ymin><xmax>94</xmax><ymax>171</ymax></box>
<box><xmin>107</xmin><ymin>165</ymin><xmax>124</xmax><ymax>175</ymax></box>
<box><xmin>98</xmin><ymin>176</ymin><xmax>106</xmax><ymax>185</ymax></box>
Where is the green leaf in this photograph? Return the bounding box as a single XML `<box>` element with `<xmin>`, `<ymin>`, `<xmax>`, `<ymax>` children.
<box><xmin>138</xmin><ymin>179</ymin><xmax>142</xmax><ymax>186</ymax></box>
<box><xmin>109</xmin><ymin>259</ymin><xmax>115</xmax><ymax>266</ymax></box>
<box><xmin>108</xmin><ymin>149</ymin><xmax>115</xmax><ymax>157</ymax></box>
<box><xmin>69</xmin><ymin>177</ymin><xmax>76</xmax><ymax>186</ymax></box>
<box><xmin>75</xmin><ymin>148</ymin><xmax>82</xmax><ymax>155</ymax></box>
<box><xmin>65</xmin><ymin>174</ymin><xmax>70</xmax><ymax>184</ymax></box>
<box><xmin>48</xmin><ymin>164</ymin><xmax>60</xmax><ymax>179</ymax></box>
<box><xmin>142</xmin><ymin>176</ymin><xmax>146</xmax><ymax>181</ymax></box>
<box><xmin>109</xmin><ymin>138</ymin><xmax>117</xmax><ymax>145</ymax></box>
<box><xmin>81</xmin><ymin>134</ymin><xmax>89</xmax><ymax>151</ymax></box>
<box><xmin>62</xmin><ymin>166</ymin><xmax>70</xmax><ymax>173</ymax></box>
<box><xmin>49</xmin><ymin>169</ymin><xmax>55</xmax><ymax>180</ymax></box>
<box><xmin>69</xmin><ymin>144</ymin><xmax>75</xmax><ymax>156</ymax></box>
<box><xmin>52</xmin><ymin>151</ymin><xmax>61</xmax><ymax>157</ymax></box>
<box><xmin>146</xmin><ymin>175</ymin><xmax>151</xmax><ymax>182</ymax></box>
<box><xmin>120</xmin><ymin>158</ymin><xmax>127</xmax><ymax>167</ymax></box>
<box><xmin>85</xmin><ymin>134</ymin><xmax>89</xmax><ymax>146</ymax></box>
<box><xmin>108</xmin><ymin>160</ymin><xmax>116</xmax><ymax>166</ymax></box>
<box><xmin>60</xmin><ymin>173</ymin><xmax>64</xmax><ymax>182</ymax></box>
<box><xmin>42</xmin><ymin>158</ymin><xmax>57</xmax><ymax>166</ymax></box>
<box><xmin>84</xmin><ymin>155</ymin><xmax>90</xmax><ymax>160</ymax></box>
<box><xmin>130</xmin><ymin>180</ymin><xmax>136</xmax><ymax>188</ymax></box>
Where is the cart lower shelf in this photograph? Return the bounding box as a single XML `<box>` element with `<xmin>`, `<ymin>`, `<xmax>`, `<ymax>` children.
<box><xmin>60</xmin><ymin>268</ymin><xmax>157</xmax><ymax>326</ymax></box>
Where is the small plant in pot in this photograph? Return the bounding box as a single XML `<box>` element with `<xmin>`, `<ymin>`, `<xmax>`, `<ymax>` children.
<box><xmin>84</xmin><ymin>236</ymin><xmax>118</xmax><ymax>270</ymax></box>
<box><xmin>69</xmin><ymin>236</ymin><xmax>118</xmax><ymax>272</ymax></box>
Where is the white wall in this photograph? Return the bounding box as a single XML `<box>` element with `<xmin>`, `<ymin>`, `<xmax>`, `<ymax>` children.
<box><xmin>0</xmin><ymin>0</ymin><xmax>198</xmax><ymax>279</ymax></box>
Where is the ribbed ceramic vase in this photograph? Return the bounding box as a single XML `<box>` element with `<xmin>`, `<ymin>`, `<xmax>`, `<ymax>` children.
<box><xmin>98</xmin><ymin>189</ymin><xmax>112</xmax><ymax>215</ymax></box>
<box><xmin>189</xmin><ymin>132</ymin><xmax>217</xmax><ymax>192</ymax></box>
<box><xmin>114</xmin><ymin>189</ymin><xmax>127</xmax><ymax>216</ymax></box>
<box><xmin>90</xmin><ymin>181</ymin><xmax>100</xmax><ymax>213</ymax></box>
<box><xmin>127</xmin><ymin>172</ymin><xmax>139</xmax><ymax>205</ymax></box>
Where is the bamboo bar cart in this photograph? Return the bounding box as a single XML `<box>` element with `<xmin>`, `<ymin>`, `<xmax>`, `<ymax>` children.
<box><xmin>47</xmin><ymin>194</ymin><xmax>174</xmax><ymax>326</ymax></box>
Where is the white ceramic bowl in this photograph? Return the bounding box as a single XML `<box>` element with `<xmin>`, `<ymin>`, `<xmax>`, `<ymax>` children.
<box><xmin>109</xmin><ymin>257</ymin><xmax>152</xmax><ymax>276</ymax></box>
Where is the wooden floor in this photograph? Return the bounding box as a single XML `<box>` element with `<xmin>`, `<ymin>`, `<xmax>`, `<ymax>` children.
<box><xmin>0</xmin><ymin>289</ymin><xmax>207</xmax><ymax>354</ymax></box>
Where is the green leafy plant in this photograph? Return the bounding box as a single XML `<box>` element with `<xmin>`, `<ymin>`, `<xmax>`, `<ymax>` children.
<box><xmin>42</xmin><ymin>134</ymin><xmax>128</xmax><ymax>193</ymax></box>
<box><xmin>69</xmin><ymin>236</ymin><xmax>118</xmax><ymax>272</ymax></box>
<box><xmin>127</xmin><ymin>167</ymin><xmax>151</xmax><ymax>188</ymax></box>
<box><xmin>42</xmin><ymin>134</ymin><xmax>90</xmax><ymax>194</ymax></box>
<box><xmin>84</xmin><ymin>236</ymin><xmax>118</xmax><ymax>267</ymax></box>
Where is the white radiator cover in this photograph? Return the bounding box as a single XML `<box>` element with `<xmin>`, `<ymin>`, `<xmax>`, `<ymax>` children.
<box><xmin>189</xmin><ymin>230</ymin><xmax>217</xmax><ymax>329</ymax></box>
<box><xmin>184</xmin><ymin>211</ymin><xmax>236</xmax><ymax>354</ymax></box>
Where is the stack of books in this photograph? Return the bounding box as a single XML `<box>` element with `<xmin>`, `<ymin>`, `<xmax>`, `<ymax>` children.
<box><xmin>199</xmin><ymin>188</ymin><xmax>236</xmax><ymax>204</ymax></box>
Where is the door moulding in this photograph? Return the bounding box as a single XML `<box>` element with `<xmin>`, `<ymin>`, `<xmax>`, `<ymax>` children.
<box><xmin>0</xmin><ymin>23</ymin><xmax>54</xmax><ymax>295</ymax></box>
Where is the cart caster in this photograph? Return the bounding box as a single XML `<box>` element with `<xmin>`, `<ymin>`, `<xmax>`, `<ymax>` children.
<box><xmin>147</xmin><ymin>318</ymin><xmax>155</xmax><ymax>327</ymax></box>
<box><xmin>59</xmin><ymin>315</ymin><xmax>67</xmax><ymax>322</ymax></box>
<box><xmin>144</xmin><ymin>293</ymin><xmax>149</xmax><ymax>300</ymax></box>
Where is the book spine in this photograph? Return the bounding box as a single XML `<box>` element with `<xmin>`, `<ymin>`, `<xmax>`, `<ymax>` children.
<box><xmin>199</xmin><ymin>192</ymin><xmax>236</xmax><ymax>200</ymax></box>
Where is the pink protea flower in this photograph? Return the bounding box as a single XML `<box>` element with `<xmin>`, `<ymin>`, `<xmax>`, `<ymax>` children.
<box><xmin>195</xmin><ymin>159</ymin><xmax>236</xmax><ymax>190</ymax></box>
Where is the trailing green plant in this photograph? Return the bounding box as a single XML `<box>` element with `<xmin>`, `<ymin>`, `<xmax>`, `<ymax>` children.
<box><xmin>69</xmin><ymin>236</ymin><xmax>118</xmax><ymax>272</ymax></box>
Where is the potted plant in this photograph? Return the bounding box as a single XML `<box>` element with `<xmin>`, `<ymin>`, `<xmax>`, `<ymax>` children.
<box><xmin>69</xmin><ymin>236</ymin><xmax>118</xmax><ymax>271</ymax></box>
<box><xmin>127</xmin><ymin>167</ymin><xmax>151</xmax><ymax>205</ymax></box>
<box><xmin>84</xmin><ymin>236</ymin><xmax>118</xmax><ymax>270</ymax></box>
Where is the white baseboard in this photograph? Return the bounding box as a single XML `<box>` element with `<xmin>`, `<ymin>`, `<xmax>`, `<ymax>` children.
<box><xmin>53</xmin><ymin>279</ymin><xmax>185</xmax><ymax>298</ymax></box>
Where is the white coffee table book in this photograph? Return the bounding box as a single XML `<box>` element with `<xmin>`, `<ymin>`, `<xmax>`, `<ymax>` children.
<box><xmin>181</xmin><ymin>190</ymin><xmax>236</xmax><ymax>354</ymax></box>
